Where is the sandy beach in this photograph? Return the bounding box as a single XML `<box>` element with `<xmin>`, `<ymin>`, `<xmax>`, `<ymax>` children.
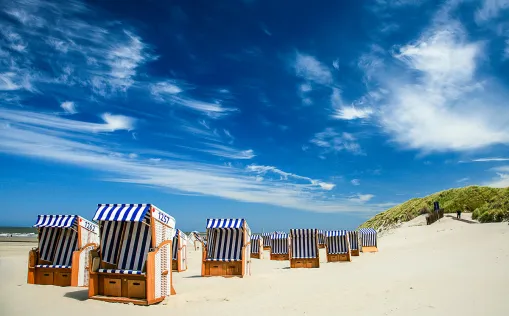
<box><xmin>1</xmin><ymin>214</ymin><xmax>508</xmax><ymax>316</ymax></box>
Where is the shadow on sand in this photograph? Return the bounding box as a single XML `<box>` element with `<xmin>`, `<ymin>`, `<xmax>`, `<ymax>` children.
<box><xmin>445</xmin><ymin>215</ymin><xmax>478</xmax><ymax>224</ymax></box>
<box><xmin>64</xmin><ymin>289</ymin><xmax>89</xmax><ymax>301</ymax></box>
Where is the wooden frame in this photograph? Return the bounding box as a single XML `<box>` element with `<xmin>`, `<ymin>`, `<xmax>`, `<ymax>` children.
<box><xmin>289</xmin><ymin>229</ymin><xmax>320</xmax><ymax>269</ymax></box>
<box><xmin>201</xmin><ymin>220</ymin><xmax>251</xmax><ymax>278</ymax></box>
<box><xmin>27</xmin><ymin>216</ymin><xmax>99</xmax><ymax>287</ymax></box>
<box><xmin>88</xmin><ymin>205</ymin><xmax>176</xmax><ymax>305</ymax></box>
<box><xmin>361</xmin><ymin>246</ymin><xmax>378</xmax><ymax>253</ymax></box>
<box><xmin>172</xmin><ymin>230</ymin><xmax>187</xmax><ymax>272</ymax></box>
<box><xmin>250</xmin><ymin>237</ymin><xmax>263</xmax><ymax>259</ymax></box>
<box><xmin>325</xmin><ymin>233</ymin><xmax>352</xmax><ymax>263</ymax></box>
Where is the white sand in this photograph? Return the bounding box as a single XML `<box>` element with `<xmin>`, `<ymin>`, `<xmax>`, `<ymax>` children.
<box><xmin>1</xmin><ymin>215</ymin><xmax>508</xmax><ymax>316</ymax></box>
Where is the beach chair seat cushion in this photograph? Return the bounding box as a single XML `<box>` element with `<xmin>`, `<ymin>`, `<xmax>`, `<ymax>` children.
<box><xmin>205</xmin><ymin>258</ymin><xmax>242</xmax><ymax>262</ymax></box>
<box><xmin>35</xmin><ymin>264</ymin><xmax>71</xmax><ymax>269</ymax></box>
<box><xmin>97</xmin><ymin>268</ymin><xmax>145</xmax><ymax>275</ymax></box>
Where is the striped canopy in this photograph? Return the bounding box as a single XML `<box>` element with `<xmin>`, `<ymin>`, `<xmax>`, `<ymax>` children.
<box><xmin>325</xmin><ymin>230</ymin><xmax>349</xmax><ymax>254</ymax></box>
<box><xmin>290</xmin><ymin>229</ymin><xmax>318</xmax><ymax>259</ymax></box>
<box><xmin>359</xmin><ymin>228</ymin><xmax>377</xmax><ymax>247</ymax></box>
<box><xmin>206</xmin><ymin>218</ymin><xmax>244</xmax><ymax>229</ymax></box>
<box><xmin>359</xmin><ymin>228</ymin><xmax>377</xmax><ymax>234</ymax></box>
<box><xmin>93</xmin><ymin>204</ymin><xmax>151</xmax><ymax>222</ymax></box>
<box><xmin>34</xmin><ymin>215</ymin><xmax>77</xmax><ymax>228</ymax></box>
<box><xmin>271</xmin><ymin>232</ymin><xmax>288</xmax><ymax>239</ymax></box>
<box><xmin>251</xmin><ymin>235</ymin><xmax>261</xmax><ymax>240</ymax></box>
<box><xmin>325</xmin><ymin>230</ymin><xmax>347</xmax><ymax>237</ymax></box>
<box><xmin>348</xmin><ymin>231</ymin><xmax>359</xmax><ymax>250</ymax></box>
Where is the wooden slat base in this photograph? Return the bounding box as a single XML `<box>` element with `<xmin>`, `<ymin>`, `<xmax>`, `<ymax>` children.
<box><xmin>202</xmin><ymin>261</ymin><xmax>244</xmax><ymax>277</ymax></box>
<box><xmin>361</xmin><ymin>246</ymin><xmax>378</xmax><ymax>253</ymax></box>
<box><xmin>351</xmin><ymin>249</ymin><xmax>360</xmax><ymax>256</ymax></box>
<box><xmin>326</xmin><ymin>253</ymin><xmax>351</xmax><ymax>262</ymax></box>
<box><xmin>29</xmin><ymin>267</ymin><xmax>73</xmax><ymax>287</ymax></box>
<box><xmin>270</xmin><ymin>253</ymin><xmax>289</xmax><ymax>261</ymax></box>
<box><xmin>318</xmin><ymin>244</ymin><xmax>326</xmax><ymax>249</ymax></box>
<box><xmin>251</xmin><ymin>253</ymin><xmax>262</xmax><ymax>259</ymax></box>
<box><xmin>290</xmin><ymin>258</ymin><xmax>320</xmax><ymax>268</ymax></box>
<box><xmin>90</xmin><ymin>295</ymin><xmax>164</xmax><ymax>306</ymax></box>
<box><xmin>263</xmin><ymin>246</ymin><xmax>271</xmax><ymax>251</ymax></box>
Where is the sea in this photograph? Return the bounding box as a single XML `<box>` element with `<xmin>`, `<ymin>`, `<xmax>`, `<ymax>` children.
<box><xmin>0</xmin><ymin>227</ymin><xmax>38</xmax><ymax>238</ymax></box>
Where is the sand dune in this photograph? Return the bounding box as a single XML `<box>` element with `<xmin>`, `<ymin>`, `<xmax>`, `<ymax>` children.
<box><xmin>1</xmin><ymin>215</ymin><xmax>508</xmax><ymax>315</ymax></box>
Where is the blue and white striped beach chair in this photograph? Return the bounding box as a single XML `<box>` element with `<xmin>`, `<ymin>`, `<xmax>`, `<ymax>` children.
<box><xmin>28</xmin><ymin>215</ymin><xmax>99</xmax><ymax>287</ymax></box>
<box><xmin>289</xmin><ymin>229</ymin><xmax>320</xmax><ymax>268</ymax></box>
<box><xmin>318</xmin><ymin>230</ymin><xmax>326</xmax><ymax>248</ymax></box>
<box><xmin>325</xmin><ymin>230</ymin><xmax>351</xmax><ymax>262</ymax></box>
<box><xmin>172</xmin><ymin>229</ymin><xmax>188</xmax><ymax>272</ymax></box>
<box><xmin>202</xmin><ymin>218</ymin><xmax>251</xmax><ymax>277</ymax></box>
<box><xmin>89</xmin><ymin>204</ymin><xmax>176</xmax><ymax>305</ymax></box>
<box><xmin>359</xmin><ymin>228</ymin><xmax>378</xmax><ymax>253</ymax></box>
<box><xmin>250</xmin><ymin>235</ymin><xmax>263</xmax><ymax>259</ymax></box>
<box><xmin>348</xmin><ymin>230</ymin><xmax>360</xmax><ymax>256</ymax></box>
<box><xmin>270</xmin><ymin>232</ymin><xmax>290</xmax><ymax>260</ymax></box>
<box><xmin>262</xmin><ymin>232</ymin><xmax>272</xmax><ymax>250</ymax></box>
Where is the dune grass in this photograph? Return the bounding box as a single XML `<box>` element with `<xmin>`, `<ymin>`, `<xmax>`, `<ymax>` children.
<box><xmin>359</xmin><ymin>186</ymin><xmax>509</xmax><ymax>231</ymax></box>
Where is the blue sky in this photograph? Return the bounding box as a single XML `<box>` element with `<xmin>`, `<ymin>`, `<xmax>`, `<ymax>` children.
<box><xmin>1</xmin><ymin>0</ymin><xmax>509</xmax><ymax>231</ymax></box>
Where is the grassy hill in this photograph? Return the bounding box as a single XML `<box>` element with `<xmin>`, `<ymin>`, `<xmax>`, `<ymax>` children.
<box><xmin>359</xmin><ymin>186</ymin><xmax>509</xmax><ymax>232</ymax></box>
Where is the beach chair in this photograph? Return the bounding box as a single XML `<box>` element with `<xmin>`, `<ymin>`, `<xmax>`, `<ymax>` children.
<box><xmin>88</xmin><ymin>204</ymin><xmax>176</xmax><ymax>305</ymax></box>
<box><xmin>191</xmin><ymin>231</ymin><xmax>204</xmax><ymax>250</ymax></box>
<box><xmin>270</xmin><ymin>232</ymin><xmax>290</xmax><ymax>260</ymax></box>
<box><xmin>201</xmin><ymin>218</ymin><xmax>251</xmax><ymax>277</ymax></box>
<box><xmin>318</xmin><ymin>230</ymin><xmax>326</xmax><ymax>249</ymax></box>
<box><xmin>172</xmin><ymin>229</ymin><xmax>188</xmax><ymax>272</ymax></box>
<box><xmin>289</xmin><ymin>229</ymin><xmax>320</xmax><ymax>268</ymax></box>
<box><xmin>250</xmin><ymin>235</ymin><xmax>263</xmax><ymax>259</ymax></box>
<box><xmin>325</xmin><ymin>230</ymin><xmax>351</xmax><ymax>262</ymax></box>
<box><xmin>28</xmin><ymin>215</ymin><xmax>99</xmax><ymax>287</ymax></box>
<box><xmin>359</xmin><ymin>228</ymin><xmax>378</xmax><ymax>253</ymax></box>
<box><xmin>262</xmin><ymin>232</ymin><xmax>271</xmax><ymax>250</ymax></box>
<box><xmin>348</xmin><ymin>231</ymin><xmax>360</xmax><ymax>256</ymax></box>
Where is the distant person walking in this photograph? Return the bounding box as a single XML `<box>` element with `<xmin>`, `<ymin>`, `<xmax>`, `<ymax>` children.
<box><xmin>456</xmin><ymin>210</ymin><xmax>461</xmax><ymax>219</ymax></box>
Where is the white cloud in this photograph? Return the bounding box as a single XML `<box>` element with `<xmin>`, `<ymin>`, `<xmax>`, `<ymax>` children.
<box><xmin>0</xmin><ymin>0</ymin><xmax>153</xmax><ymax>98</ymax></box>
<box><xmin>351</xmin><ymin>179</ymin><xmax>361</xmax><ymax>186</ymax></box>
<box><xmin>349</xmin><ymin>194</ymin><xmax>375</xmax><ymax>203</ymax></box>
<box><xmin>332</xmin><ymin>59</ymin><xmax>339</xmax><ymax>70</ymax></box>
<box><xmin>150</xmin><ymin>81</ymin><xmax>183</xmax><ymax>96</ymax></box>
<box><xmin>294</xmin><ymin>52</ymin><xmax>333</xmax><ymax>86</ymax></box>
<box><xmin>247</xmin><ymin>164</ymin><xmax>335</xmax><ymax>191</ymax></box>
<box><xmin>475</xmin><ymin>0</ymin><xmax>509</xmax><ymax>23</ymax></box>
<box><xmin>0</xmin><ymin>110</ymin><xmax>387</xmax><ymax>213</ymax></box>
<box><xmin>150</xmin><ymin>81</ymin><xmax>237</xmax><ymax>117</ymax></box>
<box><xmin>484</xmin><ymin>172</ymin><xmax>509</xmax><ymax>188</ymax></box>
<box><xmin>60</xmin><ymin>101</ymin><xmax>77</xmax><ymax>114</ymax></box>
<box><xmin>310</xmin><ymin>128</ymin><xmax>363</xmax><ymax>155</ymax></box>
<box><xmin>362</xmin><ymin>6</ymin><xmax>509</xmax><ymax>152</ymax></box>
<box><xmin>466</xmin><ymin>157</ymin><xmax>509</xmax><ymax>162</ymax></box>
<box><xmin>333</xmin><ymin>106</ymin><xmax>373</xmax><ymax>120</ymax></box>
<box><xmin>456</xmin><ymin>177</ymin><xmax>470</xmax><ymax>183</ymax></box>
<box><xmin>0</xmin><ymin>108</ymin><xmax>134</xmax><ymax>133</ymax></box>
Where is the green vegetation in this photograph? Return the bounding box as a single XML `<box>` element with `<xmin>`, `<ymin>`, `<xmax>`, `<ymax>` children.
<box><xmin>359</xmin><ymin>186</ymin><xmax>509</xmax><ymax>231</ymax></box>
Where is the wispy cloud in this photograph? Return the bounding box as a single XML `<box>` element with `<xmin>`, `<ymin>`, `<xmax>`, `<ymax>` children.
<box><xmin>333</xmin><ymin>106</ymin><xmax>373</xmax><ymax>120</ymax></box>
<box><xmin>0</xmin><ymin>0</ymin><xmax>154</xmax><ymax>99</ymax></box>
<box><xmin>293</xmin><ymin>52</ymin><xmax>333</xmax><ymax>86</ymax></box>
<box><xmin>310</xmin><ymin>128</ymin><xmax>363</xmax><ymax>155</ymax></box>
<box><xmin>246</xmin><ymin>164</ymin><xmax>335</xmax><ymax>190</ymax></box>
<box><xmin>475</xmin><ymin>0</ymin><xmax>509</xmax><ymax>24</ymax></box>
<box><xmin>348</xmin><ymin>194</ymin><xmax>375</xmax><ymax>203</ymax></box>
<box><xmin>60</xmin><ymin>101</ymin><xmax>77</xmax><ymax>114</ymax></box>
<box><xmin>150</xmin><ymin>80</ymin><xmax>237</xmax><ymax>117</ymax></box>
<box><xmin>457</xmin><ymin>177</ymin><xmax>470</xmax><ymax>183</ymax></box>
<box><xmin>0</xmin><ymin>110</ymin><xmax>384</xmax><ymax>213</ymax></box>
<box><xmin>0</xmin><ymin>108</ymin><xmax>134</xmax><ymax>132</ymax></box>
<box><xmin>461</xmin><ymin>157</ymin><xmax>509</xmax><ymax>163</ymax></box>
<box><xmin>351</xmin><ymin>179</ymin><xmax>361</xmax><ymax>186</ymax></box>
